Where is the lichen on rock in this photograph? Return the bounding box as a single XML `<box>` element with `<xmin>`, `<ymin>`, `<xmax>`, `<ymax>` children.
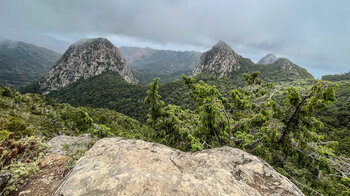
<box><xmin>53</xmin><ymin>137</ymin><xmax>304</xmax><ymax>196</ymax></box>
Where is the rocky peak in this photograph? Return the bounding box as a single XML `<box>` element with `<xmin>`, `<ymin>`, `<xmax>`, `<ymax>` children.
<box><xmin>192</xmin><ymin>40</ymin><xmax>241</xmax><ymax>77</ymax></box>
<box><xmin>257</xmin><ymin>54</ymin><xmax>277</xmax><ymax>65</ymax></box>
<box><xmin>39</xmin><ymin>38</ymin><xmax>137</xmax><ymax>93</ymax></box>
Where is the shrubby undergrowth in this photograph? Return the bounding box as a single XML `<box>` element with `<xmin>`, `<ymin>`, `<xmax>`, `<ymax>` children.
<box><xmin>145</xmin><ymin>73</ymin><xmax>349</xmax><ymax>195</ymax></box>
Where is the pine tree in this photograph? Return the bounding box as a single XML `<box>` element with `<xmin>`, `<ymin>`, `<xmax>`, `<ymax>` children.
<box><xmin>144</xmin><ymin>78</ymin><xmax>164</xmax><ymax>128</ymax></box>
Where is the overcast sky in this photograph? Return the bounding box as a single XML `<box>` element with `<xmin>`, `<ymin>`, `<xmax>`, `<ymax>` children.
<box><xmin>1</xmin><ymin>0</ymin><xmax>349</xmax><ymax>77</ymax></box>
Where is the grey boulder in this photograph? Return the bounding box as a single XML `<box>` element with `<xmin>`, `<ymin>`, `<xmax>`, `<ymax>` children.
<box><xmin>53</xmin><ymin>137</ymin><xmax>304</xmax><ymax>196</ymax></box>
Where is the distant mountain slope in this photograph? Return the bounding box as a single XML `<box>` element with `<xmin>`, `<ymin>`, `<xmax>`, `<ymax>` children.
<box><xmin>318</xmin><ymin>80</ymin><xmax>350</xmax><ymax>156</ymax></box>
<box><xmin>322</xmin><ymin>71</ymin><xmax>350</xmax><ymax>81</ymax></box>
<box><xmin>36</xmin><ymin>40</ymin><xmax>315</xmax><ymax>122</ymax></box>
<box><xmin>39</xmin><ymin>38</ymin><xmax>137</xmax><ymax>93</ymax></box>
<box><xmin>41</xmin><ymin>72</ymin><xmax>238</xmax><ymax>122</ymax></box>
<box><xmin>0</xmin><ymin>34</ymin><xmax>70</xmax><ymax>53</ymax></box>
<box><xmin>0</xmin><ymin>39</ymin><xmax>60</xmax><ymax>87</ymax></box>
<box><xmin>258</xmin><ymin>58</ymin><xmax>314</xmax><ymax>83</ymax></box>
<box><xmin>120</xmin><ymin>46</ymin><xmax>201</xmax><ymax>84</ymax></box>
<box><xmin>0</xmin><ymin>84</ymin><xmax>152</xmax><ymax>139</ymax></box>
<box><xmin>47</xmin><ymin>71</ymin><xmax>149</xmax><ymax>121</ymax></box>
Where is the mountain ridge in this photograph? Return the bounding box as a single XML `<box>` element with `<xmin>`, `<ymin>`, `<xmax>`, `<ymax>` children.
<box><xmin>0</xmin><ymin>39</ymin><xmax>60</xmax><ymax>87</ymax></box>
<box><xmin>120</xmin><ymin>46</ymin><xmax>201</xmax><ymax>84</ymax></box>
<box><xmin>191</xmin><ymin>41</ymin><xmax>313</xmax><ymax>82</ymax></box>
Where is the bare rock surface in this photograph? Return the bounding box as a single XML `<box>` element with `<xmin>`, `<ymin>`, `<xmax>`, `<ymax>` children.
<box><xmin>47</xmin><ymin>134</ymin><xmax>91</xmax><ymax>155</ymax></box>
<box><xmin>53</xmin><ymin>137</ymin><xmax>304</xmax><ymax>196</ymax></box>
<box><xmin>192</xmin><ymin>40</ymin><xmax>242</xmax><ymax>78</ymax></box>
<box><xmin>39</xmin><ymin>37</ymin><xmax>137</xmax><ymax>93</ymax></box>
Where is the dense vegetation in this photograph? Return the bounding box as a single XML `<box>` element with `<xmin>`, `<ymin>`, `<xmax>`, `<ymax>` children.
<box><xmin>0</xmin><ymin>40</ymin><xmax>60</xmax><ymax>87</ymax></box>
<box><xmin>322</xmin><ymin>70</ymin><xmax>350</xmax><ymax>82</ymax></box>
<box><xmin>0</xmin><ymin>85</ymin><xmax>153</xmax><ymax>139</ymax></box>
<box><xmin>144</xmin><ymin>73</ymin><xmax>350</xmax><ymax>195</ymax></box>
<box><xmin>3</xmin><ymin>70</ymin><xmax>350</xmax><ymax>195</ymax></box>
<box><xmin>36</xmin><ymin>66</ymin><xmax>313</xmax><ymax>124</ymax></box>
<box><xmin>0</xmin><ymin>85</ymin><xmax>155</xmax><ymax>195</ymax></box>
<box><xmin>319</xmin><ymin>79</ymin><xmax>350</xmax><ymax>157</ymax></box>
<box><xmin>46</xmin><ymin>72</ymin><xmax>150</xmax><ymax>122</ymax></box>
<box><xmin>258</xmin><ymin>58</ymin><xmax>314</xmax><ymax>83</ymax></box>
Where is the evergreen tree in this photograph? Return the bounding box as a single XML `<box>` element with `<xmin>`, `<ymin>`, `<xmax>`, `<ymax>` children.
<box><xmin>145</xmin><ymin>72</ymin><xmax>349</xmax><ymax>195</ymax></box>
<box><xmin>144</xmin><ymin>78</ymin><xmax>164</xmax><ymax>128</ymax></box>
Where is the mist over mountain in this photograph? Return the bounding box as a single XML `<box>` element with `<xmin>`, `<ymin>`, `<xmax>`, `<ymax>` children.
<box><xmin>0</xmin><ymin>34</ymin><xmax>70</xmax><ymax>54</ymax></box>
<box><xmin>257</xmin><ymin>54</ymin><xmax>277</xmax><ymax>65</ymax></box>
<box><xmin>120</xmin><ymin>46</ymin><xmax>201</xmax><ymax>84</ymax></box>
<box><xmin>0</xmin><ymin>39</ymin><xmax>60</xmax><ymax>87</ymax></box>
<box><xmin>1</xmin><ymin>1</ymin><xmax>350</xmax><ymax>195</ymax></box>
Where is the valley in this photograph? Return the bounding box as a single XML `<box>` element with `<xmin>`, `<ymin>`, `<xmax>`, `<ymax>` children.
<box><xmin>1</xmin><ymin>38</ymin><xmax>350</xmax><ymax>195</ymax></box>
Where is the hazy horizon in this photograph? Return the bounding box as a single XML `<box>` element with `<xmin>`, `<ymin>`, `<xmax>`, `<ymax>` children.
<box><xmin>1</xmin><ymin>0</ymin><xmax>349</xmax><ymax>78</ymax></box>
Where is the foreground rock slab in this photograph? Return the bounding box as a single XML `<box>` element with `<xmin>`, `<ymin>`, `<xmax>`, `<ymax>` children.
<box><xmin>53</xmin><ymin>137</ymin><xmax>304</xmax><ymax>196</ymax></box>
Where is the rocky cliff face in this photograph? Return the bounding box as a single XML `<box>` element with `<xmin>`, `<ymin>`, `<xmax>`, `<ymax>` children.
<box><xmin>192</xmin><ymin>40</ymin><xmax>242</xmax><ymax>77</ymax></box>
<box><xmin>53</xmin><ymin>137</ymin><xmax>304</xmax><ymax>196</ymax></box>
<box><xmin>257</xmin><ymin>54</ymin><xmax>277</xmax><ymax>65</ymax></box>
<box><xmin>39</xmin><ymin>38</ymin><xmax>137</xmax><ymax>93</ymax></box>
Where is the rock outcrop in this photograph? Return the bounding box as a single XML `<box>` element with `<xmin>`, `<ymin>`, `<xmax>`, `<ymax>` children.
<box><xmin>53</xmin><ymin>137</ymin><xmax>304</xmax><ymax>196</ymax></box>
<box><xmin>192</xmin><ymin>40</ymin><xmax>242</xmax><ymax>78</ymax></box>
<box><xmin>39</xmin><ymin>38</ymin><xmax>137</xmax><ymax>93</ymax></box>
<box><xmin>47</xmin><ymin>134</ymin><xmax>92</xmax><ymax>155</ymax></box>
<box><xmin>15</xmin><ymin>134</ymin><xmax>93</xmax><ymax>196</ymax></box>
<box><xmin>257</xmin><ymin>54</ymin><xmax>277</xmax><ymax>65</ymax></box>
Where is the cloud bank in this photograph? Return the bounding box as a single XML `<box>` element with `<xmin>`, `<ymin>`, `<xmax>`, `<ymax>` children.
<box><xmin>1</xmin><ymin>0</ymin><xmax>349</xmax><ymax>77</ymax></box>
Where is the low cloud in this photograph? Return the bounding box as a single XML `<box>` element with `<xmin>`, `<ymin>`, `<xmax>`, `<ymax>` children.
<box><xmin>1</xmin><ymin>0</ymin><xmax>349</xmax><ymax>77</ymax></box>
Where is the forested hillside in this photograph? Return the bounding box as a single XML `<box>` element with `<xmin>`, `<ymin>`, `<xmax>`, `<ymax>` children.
<box><xmin>319</xmin><ymin>73</ymin><xmax>350</xmax><ymax>157</ymax></box>
<box><xmin>0</xmin><ymin>40</ymin><xmax>60</xmax><ymax>87</ymax></box>
<box><xmin>15</xmin><ymin>39</ymin><xmax>350</xmax><ymax>196</ymax></box>
<box><xmin>4</xmin><ymin>73</ymin><xmax>350</xmax><ymax>195</ymax></box>
<box><xmin>0</xmin><ymin>85</ymin><xmax>152</xmax><ymax>139</ymax></box>
<box><xmin>0</xmin><ymin>84</ymin><xmax>155</xmax><ymax>195</ymax></box>
<box><xmin>142</xmin><ymin>73</ymin><xmax>349</xmax><ymax>195</ymax></box>
<box><xmin>322</xmin><ymin>71</ymin><xmax>350</xmax><ymax>81</ymax></box>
